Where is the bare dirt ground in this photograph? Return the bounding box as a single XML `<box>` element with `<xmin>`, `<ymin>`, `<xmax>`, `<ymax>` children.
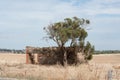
<box><xmin>0</xmin><ymin>53</ymin><xmax>120</xmax><ymax>80</ymax></box>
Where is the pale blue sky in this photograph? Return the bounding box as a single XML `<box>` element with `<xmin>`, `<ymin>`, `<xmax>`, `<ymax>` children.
<box><xmin>0</xmin><ymin>0</ymin><xmax>120</xmax><ymax>50</ymax></box>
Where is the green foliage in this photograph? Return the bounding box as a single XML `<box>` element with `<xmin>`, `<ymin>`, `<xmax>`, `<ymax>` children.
<box><xmin>84</xmin><ymin>42</ymin><xmax>95</xmax><ymax>60</ymax></box>
<box><xmin>44</xmin><ymin>17</ymin><xmax>94</xmax><ymax>65</ymax></box>
<box><xmin>87</xmin><ymin>46</ymin><xmax>94</xmax><ymax>60</ymax></box>
<box><xmin>87</xmin><ymin>54</ymin><xmax>93</xmax><ymax>60</ymax></box>
<box><xmin>44</xmin><ymin>17</ymin><xmax>90</xmax><ymax>47</ymax></box>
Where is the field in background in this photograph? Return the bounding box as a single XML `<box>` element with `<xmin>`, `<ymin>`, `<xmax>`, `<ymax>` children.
<box><xmin>0</xmin><ymin>53</ymin><xmax>120</xmax><ymax>80</ymax></box>
<box><xmin>0</xmin><ymin>53</ymin><xmax>25</xmax><ymax>64</ymax></box>
<box><xmin>91</xmin><ymin>54</ymin><xmax>120</xmax><ymax>64</ymax></box>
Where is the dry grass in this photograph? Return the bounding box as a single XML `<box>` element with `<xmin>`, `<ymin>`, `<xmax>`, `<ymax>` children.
<box><xmin>90</xmin><ymin>54</ymin><xmax>120</xmax><ymax>64</ymax></box>
<box><xmin>0</xmin><ymin>64</ymin><xmax>100</xmax><ymax>80</ymax></box>
<box><xmin>0</xmin><ymin>53</ymin><xmax>120</xmax><ymax>80</ymax></box>
<box><xmin>0</xmin><ymin>53</ymin><xmax>25</xmax><ymax>64</ymax></box>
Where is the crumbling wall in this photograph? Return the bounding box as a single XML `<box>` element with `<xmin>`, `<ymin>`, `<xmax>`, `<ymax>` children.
<box><xmin>26</xmin><ymin>46</ymin><xmax>58</xmax><ymax>64</ymax></box>
<box><xmin>26</xmin><ymin>46</ymin><xmax>80</xmax><ymax>65</ymax></box>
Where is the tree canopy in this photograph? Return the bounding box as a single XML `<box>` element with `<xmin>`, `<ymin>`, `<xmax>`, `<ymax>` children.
<box><xmin>44</xmin><ymin>17</ymin><xmax>94</xmax><ymax>66</ymax></box>
<box><xmin>44</xmin><ymin>17</ymin><xmax>90</xmax><ymax>47</ymax></box>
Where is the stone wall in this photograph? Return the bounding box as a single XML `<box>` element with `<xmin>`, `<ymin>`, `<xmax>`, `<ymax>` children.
<box><xmin>26</xmin><ymin>46</ymin><xmax>80</xmax><ymax>65</ymax></box>
<box><xmin>26</xmin><ymin>46</ymin><xmax>58</xmax><ymax>64</ymax></box>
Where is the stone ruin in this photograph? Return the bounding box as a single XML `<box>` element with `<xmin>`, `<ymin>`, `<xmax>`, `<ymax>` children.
<box><xmin>26</xmin><ymin>46</ymin><xmax>57</xmax><ymax>64</ymax></box>
<box><xmin>26</xmin><ymin>46</ymin><xmax>80</xmax><ymax>65</ymax></box>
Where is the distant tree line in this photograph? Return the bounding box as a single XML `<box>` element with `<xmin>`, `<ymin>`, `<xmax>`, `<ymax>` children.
<box><xmin>94</xmin><ymin>50</ymin><xmax>120</xmax><ymax>54</ymax></box>
<box><xmin>0</xmin><ymin>48</ymin><xmax>25</xmax><ymax>54</ymax></box>
<box><xmin>0</xmin><ymin>48</ymin><xmax>119</xmax><ymax>54</ymax></box>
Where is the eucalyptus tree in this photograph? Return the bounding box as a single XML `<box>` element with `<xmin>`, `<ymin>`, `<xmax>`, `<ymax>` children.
<box><xmin>44</xmin><ymin>17</ymin><xmax>94</xmax><ymax>66</ymax></box>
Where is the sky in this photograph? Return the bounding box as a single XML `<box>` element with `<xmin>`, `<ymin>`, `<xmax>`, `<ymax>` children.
<box><xmin>0</xmin><ymin>0</ymin><xmax>120</xmax><ymax>50</ymax></box>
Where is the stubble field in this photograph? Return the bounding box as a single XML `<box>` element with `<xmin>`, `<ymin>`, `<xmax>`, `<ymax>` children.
<box><xmin>0</xmin><ymin>53</ymin><xmax>120</xmax><ymax>80</ymax></box>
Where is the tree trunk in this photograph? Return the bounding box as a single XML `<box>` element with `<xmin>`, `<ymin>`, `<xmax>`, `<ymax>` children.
<box><xmin>60</xmin><ymin>46</ymin><xmax>68</xmax><ymax>67</ymax></box>
<box><xmin>63</xmin><ymin>51</ymin><xmax>67</xmax><ymax>67</ymax></box>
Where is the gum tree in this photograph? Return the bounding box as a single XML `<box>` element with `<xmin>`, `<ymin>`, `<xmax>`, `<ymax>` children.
<box><xmin>44</xmin><ymin>17</ymin><xmax>94</xmax><ymax>66</ymax></box>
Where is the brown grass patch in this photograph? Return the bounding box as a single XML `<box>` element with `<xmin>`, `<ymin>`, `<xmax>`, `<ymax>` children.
<box><xmin>0</xmin><ymin>53</ymin><xmax>120</xmax><ymax>80</ymax></box>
